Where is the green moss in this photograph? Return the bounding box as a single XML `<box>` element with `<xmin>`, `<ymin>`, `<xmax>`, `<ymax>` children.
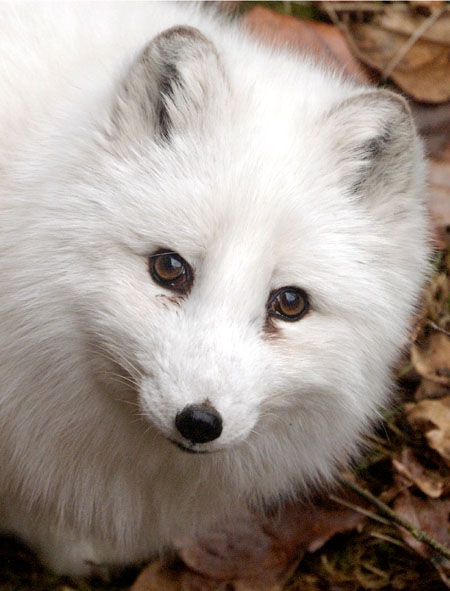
<box><xmin>235</xmin><ymin>1</ymin><xmax>323</xmax><ymax>21</ymax></box>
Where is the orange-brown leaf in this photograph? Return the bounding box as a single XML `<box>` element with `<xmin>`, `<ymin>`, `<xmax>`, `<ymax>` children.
<box><xmin>244</xmin><ymin>6</ymin><xmax>370</xmax><ymax>84</ymax></box>
<box><xmin>392</xmin><ymin>447</ymin><xmax>444</xmax><ymax>498</ymax></box>
<box><xmin>348</xmin><ymin>21</ymin><xmax>450</xmax><ymax>103</ymax></box>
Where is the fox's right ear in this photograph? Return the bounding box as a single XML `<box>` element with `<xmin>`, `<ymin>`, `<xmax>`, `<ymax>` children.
<box><xmin>107</xmin><ymin>26</ymin><xmax>226</xmax><ymax>144</ymax></box>
<box><xmin>326</xmin><ymin>90</ymin><xmax>419</xmax><ymax>206</ymax></box>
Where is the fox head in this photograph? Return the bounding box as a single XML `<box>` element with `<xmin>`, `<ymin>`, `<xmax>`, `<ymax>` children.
<box><xmin>52</xmin><ymin>26</ymin><xmax>428</xmax><ymax>496</ymax></box>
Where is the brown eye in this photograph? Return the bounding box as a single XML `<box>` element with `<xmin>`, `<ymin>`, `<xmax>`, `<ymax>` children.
<box><xmin>149</xmin><ymin>250</ymin><xmax>193</xmax><ymax>294</ymax></box>
<box><xmin>268</xmin><ymin>287</ymin><xmax>309</xmax><ymax>322</ymax></box>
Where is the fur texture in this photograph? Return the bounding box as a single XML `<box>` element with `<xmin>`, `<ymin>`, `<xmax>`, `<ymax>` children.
<box><xmin>0</xmin><ymin>1</ymin><xmax>429</xmax><ymax>576</ymax></box>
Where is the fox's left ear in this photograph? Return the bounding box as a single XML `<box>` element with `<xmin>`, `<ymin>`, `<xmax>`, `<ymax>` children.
<box><xmin>108</xmin><ymin>26</ymin><xmax>226</xmax><ymax>143</ymax></box>
<box><xmin>328</xmin><ymin>90</ymin><xmax>421</xmax><ymax>205</ymax></box>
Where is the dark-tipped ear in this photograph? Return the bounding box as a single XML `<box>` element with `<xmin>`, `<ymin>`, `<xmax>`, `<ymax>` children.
<box><xmin>328</xmin><ymin>90</ymin><xmax>419</xmax><ymax>205</ymax></box>
<box><xmin>110</xmin><ymin>26</ymin><xmax>225</xmax><ymax>142</ymax></box>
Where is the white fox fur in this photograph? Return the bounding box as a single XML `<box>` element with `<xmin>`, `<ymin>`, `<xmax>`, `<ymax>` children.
<box><xmin>0</xmin><ymin>1</ymin><xmax>429</xmax><ymax>577</ymax></box>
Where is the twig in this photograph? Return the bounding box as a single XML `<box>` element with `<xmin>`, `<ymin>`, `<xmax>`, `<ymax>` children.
<box><xmin>429</xmin><ymin>320</ymin><xmax>450</xmax><ymax>339</ymax></box>
<box><xmin>323</xmin><ymin>2</ymin><xmax>364</xmax><ymax>61</ymax></box>
<box><xmin>382</xmin><ymin>5</ymin><xmax>448</xmax><ymax>80</ymax></box>
<box><xmin>360</xmin><ymin>561</ymin><xmax>389</xmax><ymax>579</ymax></box>
<box><xmin>340</xmin><ymin>477</ymin><xmax>450</xmax><ymax>562</ymax></box>
<box><xmin>370</xmin><ymin>531</ymin><xmax>409</xmax><ymax>549</ymax></box>
<box><xmin>328</xmin><ymin>493</ymin><xmax>390</xmax><ymax>525</ymax></box>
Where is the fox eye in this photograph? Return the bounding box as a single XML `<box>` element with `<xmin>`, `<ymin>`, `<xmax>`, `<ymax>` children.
<box><xmin>268</xmin><ymin>287</ymin><xmax>309</xmax><ymax>322</ymax></box>
<box><xmin>149</xmin><ymin>250</ymin><xmax>193</xmax><ymax>294</ymax></box>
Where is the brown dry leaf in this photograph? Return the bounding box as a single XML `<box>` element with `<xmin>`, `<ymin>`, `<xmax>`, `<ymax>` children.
<box><xmin>131</xmin><ymin>560</ymin><xmax>232</xmax><ymax>591</ymax></box>
<box><xmin>180</xmin><ymin>500</ymin><xmax>365</xmax><ymax>578</ymax></box>
<box><xmin>414</xmin><ymin>378</ymin><xmax>450</xmax><ymax>401</ymax></box>
<box><xmin>130</xmin><ymin>559</ymin><xmax>296</xmax><ymax>591</ymax></box>
<box><xmin>130</xmin><ymin>561</ymin><xmax>290</xmax><ymax>591</ymax></box>
<box><xmin>405</xmin><ymin>395</ymin><xmax>450</xmax><ymax>430</ymax></box>
<box><xmin>392</xmin><ymin>446</ymin><xmax>444</xmax><ymax>498</ymax></box>
<box><xmin>378</xmin><ymin>3</ymin><xmax>450</xmax><ymax>46</ymax></box>
<box><xmin>131</xmin><ymin>560</ymin><xmax>289</xmax><ymax>591</ymax></box>
<box><xmin>422</xmin><ymin>264</ymin><xmax>450</xmax><ymax>327</ymax></box>
<box><xmin>299</xmin><ymin>497</ymin><xmax>367</xmax><ymax>553</ymax></box>
<box><xmin>244</xmin><ymin>6</ymin><xmax>370</xmax><ymax>84</ymax></box>
<box><xmin>405</xmin><ymin>396</ymin><xmax>450</xmax><ymax>465</ymax></box>
<box><xmin>393</xmin><ymin>489</ymin><xmax>450</xmax><ymax>584</ymax></box>
<box><xmin>347</xmin><ymin>17</ymin><xmax>450</xmax><ymax>103</ymax></box>
<box><xmin>131</xmin><ymin>498</ymin><xmax>365</xmax><ymax>591</ymax></box>
<box><xmin>427</xmin><ymin>427</ymin><xmax>450</xmax><ymax>468</ymax></box>
<box><xmin>411</xmin><ymin>332</ymin><xmax>450</xmax><ymax>386</ymax></box>
<box><xmin>177</xmin><ymin>510</ymin><xmax>298</xmax><ymax>582</ymax></box>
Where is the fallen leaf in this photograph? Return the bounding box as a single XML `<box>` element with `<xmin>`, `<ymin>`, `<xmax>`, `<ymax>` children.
<box><xmin>244</xmin><ymin>6</ymin><xmax>371</xmax><ymax>84</ymax></box>
<box><xmin>392</xmin><ymin>447</ymin><xmax>444</xmax><ymax>498</ymax></box>
<box><xmin>414</xmin><ymin>378</ymin><xmax>450</xmax><ymax>401</ymax></box>
<box><xmin>179</xmin><ymin>500</ymin><xmax>365</xmax><ymax>578</ymax></box>
<box><xmin>393</xmin><ymin>489</ymin><xmax>450</xmax><ymax>585</ymax></box>
<box><xmin>405</xmin><ymin>395</ymin><xmax>450</xmax><ymax>465</ymax></box>
<box><xmin>422</xmin><ymin>268</ymin><xmax>450</xmax><ymax>327</ymax></box>
<box><xmin>411</xmin><ymin>332</ymin><xmax>450</xmax><ymax>386</ymax></box>
<box><xmin>130</xmin><ymin>560</ymin><xmax>231</xmax><ymax>591</ymax></box>
<box><xmin>347</xmin><ymin>19</ymin><xmax>450</xmax><ymax>103</ymax></box>
<box><xmin>405</xmin><ymin>396</ymin><xmax>450</xmax><ymax>430</ymax></box>
<box><xmin>178</xmin><ymin>510</ymin><xmax>295</xmax><ymax>582</ymax></box>
<box><xmin>299</xmin><ymin>498</ymin><xmax>367</xmax><ymax>553</ymax></box>
<box><xmin>131</xmin><ymin>558</ymin><xmax>293</xmax><ymax>591</ymax></box>
<box><xmin>426</xmin><ymin>427</ymin><xmax>450</xmax><ymax>467</ymax></box>
<box><xmin>378</xmin><ymin>3</ymin><xmax>450</xmax><ymax>46</ymax></box>
<box><xmin>131</xmin><ymin>497</ymin><xmax>366</xmax><ymax>591</ymax></box>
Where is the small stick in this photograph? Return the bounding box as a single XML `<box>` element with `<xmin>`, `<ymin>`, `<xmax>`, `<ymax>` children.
<box><xmin>340</xmin><ymin>477</ymin><xmax>450</xmax><ymax>562</ymax></box>
<box><xmin>429</xmin><ymin>321</ymin><xmax>450</xmax><ymax>339</ymax></box>
<box><xmin>328</xmin><ymin>493</ymin><xmax>390</xmax><ymax>525</ymax></box>
<box><xmin>382</xmin><ymin>6</ymin><xmax>448</xmax><ymax>80</ymax></box>
<box><xmin>370</xmin><ymin>531</ymin><xmax>409</xmax><ymax>549</ymax></box>
<box><xmin>323</xmin><ymin>2</ymin><xmax>364</xmax><ymax>61</ymax></box>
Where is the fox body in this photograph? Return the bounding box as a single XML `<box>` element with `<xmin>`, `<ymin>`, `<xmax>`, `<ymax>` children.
<box><xmin>0</xmin><ymin>1</ymin><xmax>429</xmax><ymax>576</ymax></box>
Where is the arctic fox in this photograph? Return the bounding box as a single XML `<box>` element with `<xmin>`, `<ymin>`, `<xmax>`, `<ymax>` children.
<box><xmin>0</xmin><ymin>1</ymin><xmax>429</xmax><ymax>577</ymax></box>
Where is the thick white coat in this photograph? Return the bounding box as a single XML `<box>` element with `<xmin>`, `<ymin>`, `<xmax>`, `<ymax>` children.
<box><xmin>0</xmin><ymin>2</ymin><xmax>429</xmax><ymax>575</ymax></box>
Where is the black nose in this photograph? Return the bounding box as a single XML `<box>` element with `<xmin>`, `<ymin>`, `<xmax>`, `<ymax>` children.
<box><xmin>175</xmin><ymin>404</ymin><xmax>223</xmax><ymax>444</ymax></box>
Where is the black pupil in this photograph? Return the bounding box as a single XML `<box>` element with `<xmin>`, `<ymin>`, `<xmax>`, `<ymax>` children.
<box><xmin>283</xmin><ymin>291</ymin><xmax>298</xmax><ymax>309</ymax></box>
<box><xmin>159</xmin><ymin>254</ymin><xmax>183</xmax><ymax>279</ymax></box>
<box><xmin>166</xmin><ymin>256</ymin><xmax>181</xmax><ymax>273</ymax></box>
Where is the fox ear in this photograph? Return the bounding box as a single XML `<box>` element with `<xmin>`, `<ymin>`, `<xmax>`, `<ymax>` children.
<box><xmin>328</xmin><ymin>90</ymin><xmax>419</xmax><ymax>206</ymax></box>
<box><xmin>110</xmin><ymin>26</ymin><xmax>225</xmax><ymax>142</ymax></box>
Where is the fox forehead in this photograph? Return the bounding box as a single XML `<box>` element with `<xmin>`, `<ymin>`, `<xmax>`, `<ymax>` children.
<box><xmin>104</xmin><ymin>120</ymin><xmax>351</xmax><ymax>245</ymax></box>
<box><xmin>105</xmin><ymin>134</ymin><xmax>368</xmax><ymax>265</ymax></box>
